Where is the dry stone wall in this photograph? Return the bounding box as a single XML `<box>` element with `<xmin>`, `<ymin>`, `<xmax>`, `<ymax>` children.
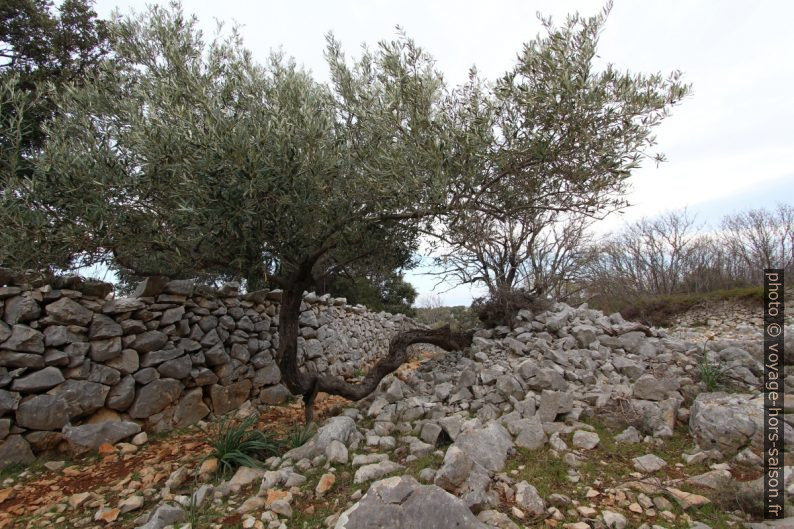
<box><xmin>0</xmin><ymin>273</ymin><xmax>411</xmax><ymax>462</ymax></box>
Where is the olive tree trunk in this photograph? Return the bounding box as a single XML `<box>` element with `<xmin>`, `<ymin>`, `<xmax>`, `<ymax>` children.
<box><xmin>276</xmin><ymin>285</ymin><xmax>474</xmax><ymax>423</ymax></box>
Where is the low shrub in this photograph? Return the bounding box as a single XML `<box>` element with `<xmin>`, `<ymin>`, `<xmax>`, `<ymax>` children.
<box><xmin>471</xmin><ymin>288</ymin><xmax>552</xmax><ymax>328</ymax></box>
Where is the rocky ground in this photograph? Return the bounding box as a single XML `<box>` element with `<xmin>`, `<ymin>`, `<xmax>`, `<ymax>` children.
<box><xmin>1</xmin><ymin>297</ymin><xmax>793</xmax><ymax>529</ymax></box>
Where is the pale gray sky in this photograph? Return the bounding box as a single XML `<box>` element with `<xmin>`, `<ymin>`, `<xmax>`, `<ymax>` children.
<box><xmin>93</xmin><ymin>0</ymin><xmax>794</xmax><ymax>305</ymax></box>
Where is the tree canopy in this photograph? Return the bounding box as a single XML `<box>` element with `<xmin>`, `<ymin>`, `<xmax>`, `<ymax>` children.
<box><xmin>1</xmin><ymin>2</ymin><xmax>688</xmax><ymax>291</ymax></box>
<box><xmin>0</xmin><ymin>2</ymin><xmax>689</xmax><ymax>419</ymax></box>
<box><xmin>1</xmin><ymin>0</ymin><xmax>109</xmax><ymax>154</ymax></box>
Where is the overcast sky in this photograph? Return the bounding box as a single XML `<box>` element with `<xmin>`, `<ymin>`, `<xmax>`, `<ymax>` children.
<box><xmin>93</xmin><ymin>0</ymin><xmax>794</xmax><ymax>305</ymax></box>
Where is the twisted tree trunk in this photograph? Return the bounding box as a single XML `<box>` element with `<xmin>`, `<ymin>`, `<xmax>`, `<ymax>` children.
<box><xmin>276</xmin><ymin>285</ymin><xmax>474</xmax><ymax>423</ymax></box>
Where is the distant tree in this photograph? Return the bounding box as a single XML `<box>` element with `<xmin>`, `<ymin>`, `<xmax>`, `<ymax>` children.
<box><xmin>434</xmin><ymin>208</ymin><xmax>594</xmax><ymax>300</ymax></box>
<box><xmin>578</xmin><ymin>204</ymin><xmax>794</xmax><ymax>312</ymax></box>
<box><xmin>323</xmin><ymin>271</ymin><xmax>418</xmax><ymax>316</ymax></box>
<box><xmin>0</xmin><ymin>0</ymin><xmax>109</xmax><ymax>154</ymax></box>
<box><xmin>0</xmin><ymin>3</ymin><xmax>688</xmax><ymax>421</ymax></box>
<box><xmin>720</xmin><ymin>203</ymin><xmax>794</xmax><ymax>283</ymax></box>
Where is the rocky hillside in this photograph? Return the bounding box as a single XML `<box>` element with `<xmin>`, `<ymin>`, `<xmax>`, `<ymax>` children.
<box><xmin>1</xmin><ymin>297</ymin><xmax>792</xmax><ymax>529</ymax></box>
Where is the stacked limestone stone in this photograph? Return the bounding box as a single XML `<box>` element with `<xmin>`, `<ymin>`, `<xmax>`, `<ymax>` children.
<box><xmin>0</xmin><ymin>272</ymin><xmax>410</xmax><ymax>467</ymax></box>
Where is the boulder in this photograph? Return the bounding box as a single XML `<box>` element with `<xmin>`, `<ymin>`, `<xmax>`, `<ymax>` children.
<box><xmin>453</xmin><ymin>421</ymin><xmax>513</xmax><ymax>473</ymax></box>
<box><xmin>513</xmin><ymin>415</ymin><xmax>547</xmax><ymax>450</ymax></box>
<box><xmin>11</xmin><ymin>366</ymin><xmax>64</xmax><ymax>392</ymax></box>
<box><xmin>632</xmin><ymin>375</ymin><xmax>680</xmax><ymax>401</ymax></box>
<box><xmin>141</xmin><ymin>347</ymin><xmax>183</xmax><ymax>367</ymax></box>
<box><xmin>514</xmin><ymin>481</ymin><xmax>545</xmax><ymax>516</ymax></box>
<box><xmin>434</xmin><ymin>445</ymin><xmax>474</xmax><ymax>491</ymax></box>
<box><xmin>102</xmin><ymin>298</ymin><xmax>146</xmax><ymax>314</ymax></box>
<box><xmin>284</xmin><ymin>416</ymin><xmax>358</xmax><ymax>461</ymax></box>
<box><xmin>615</xmin><ymin>426</ymin><xmax>643</xmax><ymax>444</ymax></box>
<box><xmin>611</xmin><ymin>356</ymin><xmax>645</xmax><ymax>380</ymax></box>
<box><xmin>571</xmin><ymin>430</ymin><xmax>600</xmax><ymax>450</ymax></box>
<box><xmin>45</xmin><ymin>297</ymin><xmax>93</xmax><ymax>326</ymax></box>
<box><xmin>0</xmin><ymin>389</ymin><xmax>20</xmax><ymax>416</ymax></box>
<box><xmin>160</xmin><ymin>306</ymin><xmax>185</xmax><ymax>326</ymax></box>
<box><xmin>572</xmin><ymin>325</ymin><xmax>597</xmax><ymax>348</ymax></box>
<box><xmin>90</xmin><ymin>337</ymin><xmax>122</xmax><ymax>361</ymax></box>
<box><xmin>632</xmin><ymin>454</ymin><xmax>667</xmax><ymax>473</ymax></box>
<box><xmin>628</xmin><ymin>398</ymin><xmax>679</xmax><ymax>438</ymax></box>
<box><xmin>62</xmin><ymin>421</ymin><xmax>141</xmax><ymax>452</ymax></box>
<box><xmin>3</xmin><ymin>293</ymin><xmax>41</xmax><ymax>325</ymax></box>
<box><xmin>617</xmin><ymin>331</ymin><xmax>648</xmax><ymax>354</ymax></box>
<box><xmin>106</xmin><ymin>349</ymin><xmax>139</xmax><ymax>374</ymax></box>
<box><xmin>132</xmin><ymin>276</ymin><xmax>169</xmax><ymax>298</ymax></box>
<box><xmin>44</xmin><ymin>325</ymin><xmax>85</xmax><ymax>347</ymax></box>
<box><xmin>89</xmin><ymin>314</ymin><xmax>123</xmax><ymax>339</ymax></box>
<box><xmin>518</xmin><ymin>362</ymin><xmax>568</xmax><ymax>391</ymax></box>
<box><xmin>0</xmin><ymin>321</ymin><xmax>10</xmax><ymax>343</ymax></box>
<box><xmin>25</xmin><ymin>430</ymin><xmax>63</xmax><ymax>452</ymax></box>
<box><xmin>0</xmin><ymin>435</ymin><xmax>35</xmax><ymax>469</ymax></box>
<box><xmin>1</xmin><ymin>325</ymin><xmax>44</xmax><ymax>353</ymax></box>
<box><xmin>353</xmin><ymin>460</ymin><xmax>404</xmax><ymax>484</ymax></box>
<box><xmin>537</xmin><ymin>390</ymin><xmax>573</xmax><ymax>423</ymax></box>
<box><xmin>88</xmin><ymin>363</ymin><xmax>121</xmax><ymax>385</ymax></box>
<box><xmin>325</xmin><ymin>439</ymin><xmax>349</xmax><ymax>464</ymax></box>
<box><xmin>164</xmin><ymin>279</ymin><xmax>194</xmax><ymax>296</ymax></box>
<box><xmin>157</xmin><ymin>355</ymin><xmax>191</xmax><ymax>379</ymax></box>
<box><xmin>253</xmin><ymin>363</ymin><xmax>281</xmax><ymax>387</ymax></box>
<box><xmin>204</xmin><ymin>343</ymin><xmax>230</xmax><ymax>366</ymax></box>
<box><xmin>106</xmin><ymin>376</ymin><xmax>136</xmax><ymax>411</ymax></box>
<box><xmin>172</xmin><ymin>388</ymin><xmax>210</xmax><ymax>428</ymax></box>
<box><xmin>689</xmin><ymin>392</ymin><xmax>794</xmax><ymax>455</ymax></box>
<box><xmin>128</xmin><ymin>379</ymin><xmax>183</xmax><ymax>419</ymax></box>
<box><xmin>334</xmin><ymin>475</ymin><xmax>488</xmax><ymax>529</ymax></box>
<box><xmin>51</xmin><ymin>379</ymin><xmax>109</xmax><ymax>417</ymax></box>
<box><xmin>0</xmin><ymin>350</ymin><xmax>45</xmax><ymax>368</ymax></box>
<box><xmin>133</xmin><ymin>331</ymin><xmax>168</xmax><ymax>354</ymax></box>
<box><xmin>259</xmin><ymin>384</ymin><xmax>292</xmax><ymax>405</ymax></box>
<box><xmin>209</xmin><ymin>380</ymin><xmax>252</xmax><ymax>415</ymax></box>
<box><xmin>602</xmin><ymin>510</ymin><xmax>628</xmax><ymax>529</ymax></box>
<box><xmin>16</xmin><ymin>394</ymin><xmax>69</xmax><ymax>430</ymax></box>
<box><xmin>136</xmin><ymin>503</ymin><xmax>186</xmax><ymax>529</ymax></box>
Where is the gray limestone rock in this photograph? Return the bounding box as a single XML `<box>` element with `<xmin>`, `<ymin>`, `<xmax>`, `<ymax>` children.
<box><xmin>62</xmin><ymin>420</ymin><xmax>141</xmax><ymax>452</ymax></box>
<box><xmin>335</xmin><ymin>475</ymin><xmax>488</xmax><ymax>529</ymax></box>
<box><xmin>10</xmin><ymin>366</ymin><xmax>64</xmax><ymax>392</ymax></box>
<box><xmin>45</xmin><ymin>297</ymin><xmax>93</xmax><ymax>326</ymax></box>
<box><xmin>16</xmin><ymin>394</ymin><xmax>69</xmax><ymax>430</ymax></box>
<box><xmin>128</xmin><ymin>379</ymin><xmax>183</xmax><ymax>419</ymax></box>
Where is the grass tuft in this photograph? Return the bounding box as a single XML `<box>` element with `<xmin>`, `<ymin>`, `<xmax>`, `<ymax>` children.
<box><xmin>283</xmin><ymin>423</ymin><xmax>316</xmax><ymax>450</ymax></box>
<box><xmin>697</xmin><ymin>358</ymin><xmax>726</xmax><ymax>391</ymax></box>
<box><xmin>208</xmin><ymin>416</ymin><xmax>282</xmax><ymax>476</ymax></box>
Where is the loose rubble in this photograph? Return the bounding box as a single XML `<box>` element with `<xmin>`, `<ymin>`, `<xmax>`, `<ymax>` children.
<box><xmin>1</xmin><ymin>286</ymin><xmax>792</xmax><ymax>528</ymax></box>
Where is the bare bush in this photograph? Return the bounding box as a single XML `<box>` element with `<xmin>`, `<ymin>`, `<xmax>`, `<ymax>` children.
<box><xmin>720</xmin><ymin>203</ymin><xmax>794</xmax><ymax>284</ymax></box>
<box><xmin>578</xmin><ymin>204</ymin><xmax>793</xmax><ymax>317</ymax></box>
<box><xmin>471</xmin><ymin>288</ymin><xmax>552</xmax><ymax>328</ymax></box>
<box><xmin>434</xmin><ymin>208</ymin><xmax>595</xmax><ymax>300</ymax></box>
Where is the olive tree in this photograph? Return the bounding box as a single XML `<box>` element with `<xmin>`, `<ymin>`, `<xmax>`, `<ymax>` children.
<box><xmin>0</xmin><ymin>3</ymin><xmax>688</xmax><ymax>420</ymax></box>
<box><xmin>431</xmin><ymin>7</ymin><xmax>690</xmax><ymax>304</ymax></box>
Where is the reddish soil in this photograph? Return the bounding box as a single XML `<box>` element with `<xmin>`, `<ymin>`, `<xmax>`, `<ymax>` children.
<box><xmin>0</xmin><ymin>394</ymin><xmax>350</xmax><ymax>528</ymax></box>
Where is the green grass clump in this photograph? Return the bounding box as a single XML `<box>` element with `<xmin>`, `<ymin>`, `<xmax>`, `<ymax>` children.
<box><xmin>505</xmin><ymin>447</ymin><xmax>568</xmax><ymax>497</ymax></box>
<box><xmin>208</xmin><ymin>416</ymin><xmax>282</xmax><ymax>476</ymax></box>
<box><xmin>697</xmin><ymin>358</ymin><xmax>727</xmax><ymax>391</ymax></box>
<box><xmin>283</xmin><ymin>424</ymin><xmax>316</xmax><ymax>450</ymax></box>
